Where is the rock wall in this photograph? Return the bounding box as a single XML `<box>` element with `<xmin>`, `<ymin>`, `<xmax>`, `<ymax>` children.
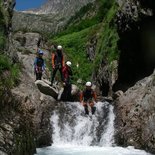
<box><xmin>0</xmin><ymin>10</ymin><xmax>55</xmax><ymax>153</ymax></box>
<box><xmin>114</xmin><ymin>0</ymin><xmax>155</xmax><ymax>91</ymax></box>
<box><xmin>0</xmin><ymin>0</ymin><xmax>18</xmax><ymax>62</ymax></box>
<box><xmin>11</xmin><ymin>32</ymin><xmax>55</xmax><ymax>154</ymax></box>
<box><xmin>113</xmin><ymin>0</ymin><xmax>155</xmax><ymax>153</ymax></box>
<box><xmin>1</xmin><ymin>0</ymin><xmax>15</xmax><ymax>31</ymax></box>
<box><xmin>115</xmin><ymin>70</ymin><xmax>155</xmax><ymax>153</ymax></box>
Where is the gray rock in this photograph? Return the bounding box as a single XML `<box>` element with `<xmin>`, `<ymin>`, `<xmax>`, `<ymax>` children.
<box><xmin>92</xmin><ymin>60</ymin><xmax>118</xmax><ymax>96</ymax></box>
<box><xmin>13</xmin><ymin>32</ymin><xmax>42</xmax><ymax>54</ymax></box>
<box><xmin>0</xmin><ymin>150</ymin><xmax>7</xmax><ymax>155</ymax></box>
<box><xmin>113</xmin><ymin>90</ymin><xmax>124</xmax><ymax>100</ymax></box>
<box><xmin>35</xmin><ymin>80</ymin><xmax>80</xmax><ymax>101</ymax></box>
<box><xmin>115</xmin><ymin>70</ymin><xmax>155</xmax><ymax>153</ymax></box>
<box><xmin>35</xmin><ymin>80</ymin><xmax>58</xmax><ymax>100</ymax></box>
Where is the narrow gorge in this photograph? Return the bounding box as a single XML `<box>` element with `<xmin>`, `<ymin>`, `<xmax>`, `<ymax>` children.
<box><xmin>0</xmin><ymin>0</ymin><xmax>155</xmax><ymax>155</ymax></box>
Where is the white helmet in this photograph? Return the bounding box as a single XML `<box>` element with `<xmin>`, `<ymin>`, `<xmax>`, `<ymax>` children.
<box><xmin>57</xmin><ymin>45</ymin><xmax>62</xmax><ymax>50</ymax></box>
<box><xmin>86</xmin><ymin>81</ymin><xmax>92</xmax><ymax>87</ymax></box>
<box><xmin>66</xmin><ymin>61</ymin><xmax>72</xmax><ymax>67</ymax></box>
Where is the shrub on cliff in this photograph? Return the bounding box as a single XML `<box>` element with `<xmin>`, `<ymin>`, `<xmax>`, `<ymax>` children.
<box><xmin>0</xmin><ymin>54</ymin><xmax>20</xmax><ymax>95</ymax></box>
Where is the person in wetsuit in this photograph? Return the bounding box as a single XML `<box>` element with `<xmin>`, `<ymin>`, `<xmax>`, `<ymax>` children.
<box><xmin>51</xmin><ymin>45</ymin><xmax>65</xmax><ymax>85</ymax></box>
<box><xmin>80</xmin><ymin>82</ymin><xmax>97</xmax><ymax>115</ymax></box>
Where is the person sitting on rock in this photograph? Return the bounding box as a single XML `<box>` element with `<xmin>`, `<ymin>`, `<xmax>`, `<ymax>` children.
<box><xmin>34</xmin><ymin>49</ymin><xmax>45</xmax><ymax>80</ymax></box>
<box><xmin>51</xmin><ymin>45</ymin><xmax>65</xmax><ymax>86</ymax></box>
<box><xmin>61</xmin><ymin>61</ymin><xmax>73</xmax><ymax>101</ymax></box>
<box><xmin>80</xmin><ymin>82</ymin><xmax>97</xmax><ymax>115</ymax></box>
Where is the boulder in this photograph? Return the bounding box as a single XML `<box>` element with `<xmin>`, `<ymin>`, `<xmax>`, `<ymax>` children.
<box><xmin>35</xmin><ymin>80</ymin><xmax>58</xmax><ymax>100</ymax></box>
<box><xmin>35</xmin><ymin>80</ymin><xmax>80</xmax><ymax>101</ymax></box>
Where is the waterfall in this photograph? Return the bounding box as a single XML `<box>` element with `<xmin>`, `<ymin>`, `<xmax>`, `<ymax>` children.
<box><xmin>36</xmin><ymin>102</ymin><xmax>152</xmax><ymax>155</ymax></box>
<box><xmin>50</xmin><ymin>101</ymin><xmax>115</xmax><ymax>146</ymax></box>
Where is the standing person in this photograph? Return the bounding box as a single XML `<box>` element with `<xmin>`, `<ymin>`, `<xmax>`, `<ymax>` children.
<box><xmin>51</xmin><ymin>45</ymin><xmax>65</xmax><ymax>86</ymax></box>
<box><xmin>80</xmin><ymin>82</ymin><xmax>97</xmax><ymax>115</ymax></box>
<box><xmin>61</xmin><ymin>61</ymin><xmax>73</xmax><ymax>101</ymax></box>
<box><xmin>34</xmin><ymin>49</ymin><xmax>45</xmax><ymax>80</ymax></box>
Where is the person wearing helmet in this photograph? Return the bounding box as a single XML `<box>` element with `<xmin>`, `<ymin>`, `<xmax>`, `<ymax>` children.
<box><xmin>51</xmin><ymin>45</ymin><xmax>65</xmax><ymax>85</ymax></box>
<box><xmin>80</xmin><ymin>82</ymin><xmax>97</xmax><ymax>115</ymax></box>
<box><xmin>34</xmin><ymin>49</ymin><xmax>45</xmax><ymax>80</ymax></box>
<box><xmin>61</xmin><ymin>61</ymin><xmax>73</xmax><ymax>101</ymax></box>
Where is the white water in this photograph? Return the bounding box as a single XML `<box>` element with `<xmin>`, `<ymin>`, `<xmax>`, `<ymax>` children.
<box><xmin>35</xmin><ymin>102</ymin><xmax>152</xmax><ymax>155</ymax></box>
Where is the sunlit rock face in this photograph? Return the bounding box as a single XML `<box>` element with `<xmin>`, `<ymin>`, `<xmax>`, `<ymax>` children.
<box><xmin>27</xmin><ymin>0</ymin><xmax>95</xmax><ymax>15</ymax></box>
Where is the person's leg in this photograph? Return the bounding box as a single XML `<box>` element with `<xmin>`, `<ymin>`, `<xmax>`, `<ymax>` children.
<box><xmin>59</xmin><ymin>67</ymin><xmax>64</xmax><ymax>81</ymax></box>
<box><xmin>89</xmin><ymin>101</ymin><xmax>95</xmax><ymax>115</ymax></box>
<box><xmin>39</xmin><ymin>72</ymin><xmax>42</xmax><ymax>80</ymax></box>
<box><xmin>66</xmin><ymin>83</ymin><xmax>72</xmax><ymax>101</ymax></box>
<box><xmin>61</xmin><ymin>85</ymin><xmax>67</xmax><ymax>101</ymax></box>
<box><xmin>51</xmin><ymin>68</ymin><xmax>58</xmax><ymax>85</ymax></box>
<box><xmin>84</xmin><ymin>104</ymin><xmax>89</xmax><ymax>115</ymax></box>
<box><xmin>91</xmin><ymin>106</ymin><xmax>96</xmax><ymax>115</ymax></box>
<box><xmin>36</xmin><ymin>73</ymin><xmax>39</xmax><ymax>80</ymax></box>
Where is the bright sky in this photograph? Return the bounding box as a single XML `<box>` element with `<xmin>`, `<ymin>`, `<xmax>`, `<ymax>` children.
<box><xmin>15</xmin><ymin>0</ymin><xmax>47</xmax><ymax>11</ymax></box>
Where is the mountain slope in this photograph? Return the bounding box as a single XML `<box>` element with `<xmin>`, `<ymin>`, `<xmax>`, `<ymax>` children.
<box><xmin>12</xmin><ymin>0</ymin><xmax>95</xmax><ymax>34</ymax></box>
<box><xmin>28</xmin><ymin>0</ymin><xmax>95</xmax><ymax>15</ymax></box>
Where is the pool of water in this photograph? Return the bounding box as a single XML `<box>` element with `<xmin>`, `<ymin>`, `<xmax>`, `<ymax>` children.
<box><xmin>35</xmin><ymin>145</ymin><xmax>151</xmax><ymax>155</ymax></box>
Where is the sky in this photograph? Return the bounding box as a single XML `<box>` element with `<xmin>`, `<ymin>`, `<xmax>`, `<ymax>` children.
<box><xmin>15</xmin><ymin>0</ymin><xmax>47</xmax><ymax>11</ymax></box>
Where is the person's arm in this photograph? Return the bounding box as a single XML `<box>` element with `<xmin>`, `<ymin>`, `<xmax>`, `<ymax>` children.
<box><xmin>42</xmin><ymin>59</ymin><xmax>46</xmax><ymax>71</ymax></box>
<box><xmin>69</xmin><ymin>68</ymin><xmax>73</xmax><ymax>76</ymax></box>
<box><xmin>62</xmin><ymin>54</ymin><xmax>65</xmax><ymax>67</ymax></box>
<box><xmin>93</xmin><ymin>91</ymin><xmax>97</xmax><ymax>103</ymax></box>
<box><xmin>52</xmin><ymin>53</ymin><xmax>55</xmax><ymax>69</ymax></box>
<box><xmin>34</xmin><ymin>57</ymin><xmax>37</xmax><ymax>65</ymax></box>
<box><xmin>80</xmin><ymin>92</ymin><xmax>86</xmax><ymax>106</ymax></box>
<box><xmin>33</xmin><ymin>58</ymin><xmax>37</xmax><ymax>73</ymax></box>
<box><xmin>62</xmin><ymin>66</ymin><xmax>66</xmax><ymax>83</ymax></box>
<box><xmin>79</xmin><ymin>92</ymin><xmax>83</xmax><ymax>102</ymax></box>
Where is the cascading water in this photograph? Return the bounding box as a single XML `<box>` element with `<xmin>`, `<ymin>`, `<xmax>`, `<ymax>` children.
<box><xmin>50</xmin><ymin>101</ymin><xmax>114</xmax><ymax>146</ymax></box>
<box><xmin>35</xmin><ymin>102</ymin><xmax>152</xmax><ymax>155</ymax></box>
